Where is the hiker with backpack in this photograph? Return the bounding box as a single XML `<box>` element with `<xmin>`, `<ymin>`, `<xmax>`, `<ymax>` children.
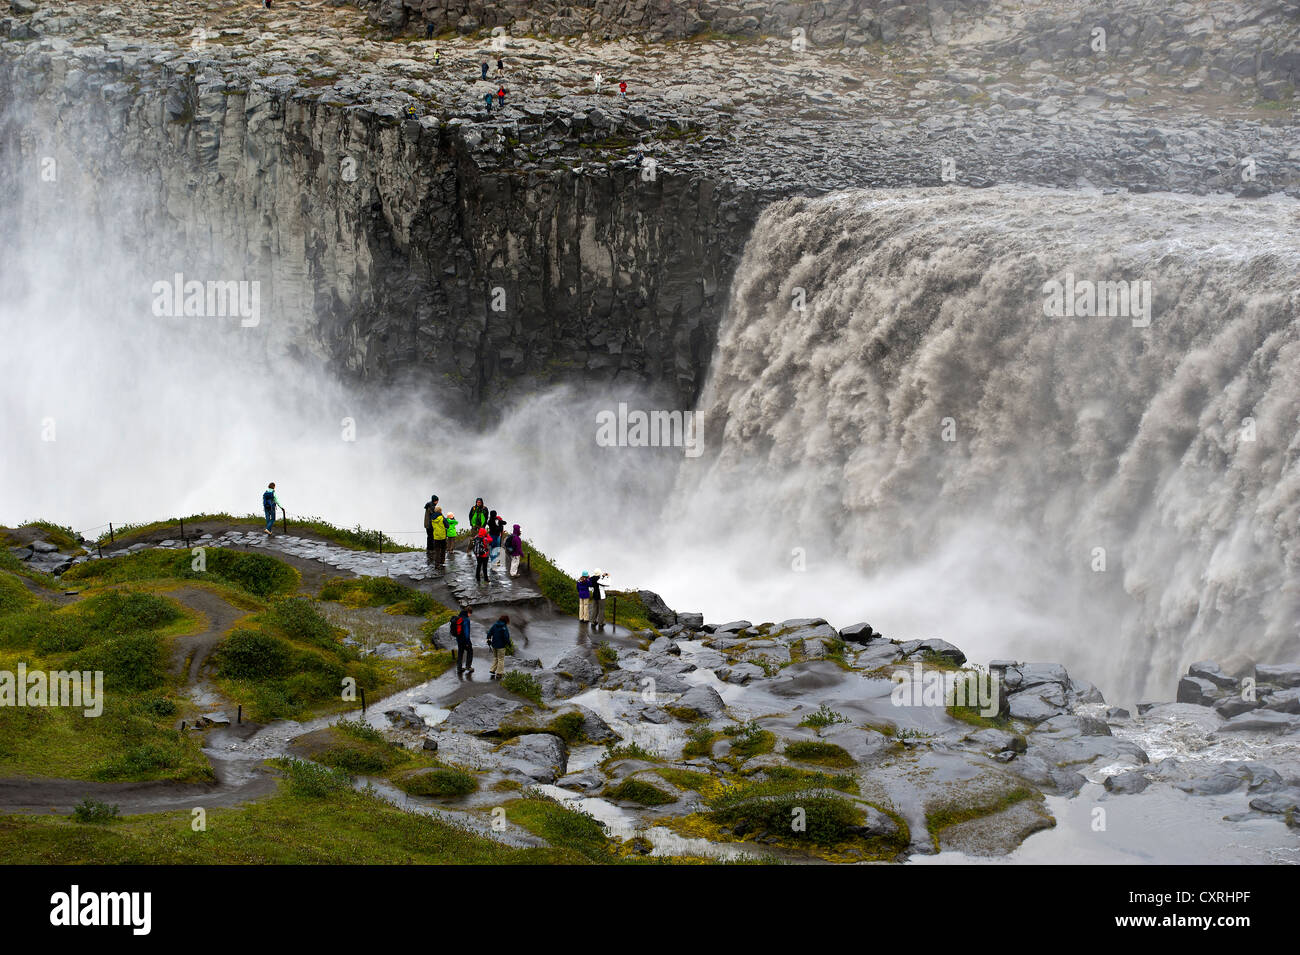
<box><xmin>262</xmin><ymin>482</ymin><xmax>281</xmax><ymax>536</ymax></box>
<box><xmin>451</xmin><ymin>607</ymin><xmax>474</xmax><ymax>675</ymax></box>
<box><xmin>469</xmin><ymin>498</ymin><xmax>489</xmax><ymax>532</ymax></box>
<box><xmin>444</xmin><ymin>512</ymin><xmax>459</xmax><ymax>551</ymax></box>
<box><xmin>423</xmin><ymin>494</ymin><xmax>440</xmax><ymax>553</ymax></box>
<box><xmin>576</xmin><ymin>571</ymin><xmax>593</xmax><ymax>623</ymax></box>
<box><xmin>487</xmin><ymin>614</ymin><xmax>512</xmax><ymax>679</ymax></box>
<box><xmin>473</xmin><ymin>528</ymin><xmax>492</xmax><ymax>583</ymax></box>
<box><xmin>590</xmin><ymin>570</ymin><xmax>610</xmax><ymax>631</ymax></box>
<box><xmin>506</xmin><ymin>524</ymin><xmax>523</xmax><ymax>577</ymax></box>
<box><xmin>430</xmin><ymin>506</ymin><xmax>449</xmax><ymax>570</ymax></box>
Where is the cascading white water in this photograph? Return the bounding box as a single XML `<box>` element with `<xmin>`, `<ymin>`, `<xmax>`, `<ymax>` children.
<box><xmin>690</xmin><ymin>186</ymin><xmax>1300</xmax><ymax>703</ymax></box>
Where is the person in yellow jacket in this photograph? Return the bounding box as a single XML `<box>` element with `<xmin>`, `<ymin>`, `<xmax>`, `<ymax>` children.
<box><xmin>430</xmin><ymin>506</ymin><xmax>449</xmax><ymax>570</ymax></box>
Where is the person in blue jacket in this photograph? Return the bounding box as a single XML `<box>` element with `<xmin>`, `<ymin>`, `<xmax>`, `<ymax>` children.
<box><xmin>451</xmin><ymin>606</ymin><xmax>474</xmax><ymax>676</ymax></box>
<box><xmin>262</xmin><ymin>482</ymin><xmax>280</xmax><ymax>535</ymax></box>
<box><xmin>487</xmin><ymin>614</ymin><xmax>512</xmax><ymax>679</ymax></box>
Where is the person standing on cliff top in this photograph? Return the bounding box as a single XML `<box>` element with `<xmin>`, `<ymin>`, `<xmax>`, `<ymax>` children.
<box><xmin>496</xmin><ymin>57</ymin><xmax>504</xmax><ymax>73</ymax></box>
<box><xmin>473</xmin><ymin>528</ymin><xmax>492</xmax><ymax>584</ymax></box>
<box><xmin>423</xmin><ymin>493</ymin><xmax>439</xmax><ymax>553</ymax></box>
<box><xmin>262</xmin><ymin>482</ymin><xmax>280</xmax><ymax>536</ymax></box>
<box><xmin>426</xmin><ymin>22</ymin><xmax>435</xmax><ymax>39</ymax></box>
<box><xmin>506</xmin><ymin>524</ymin><xmax>523</xmax><ymax>578</ymax></box>
<box><xmin>576</xmin><ymin>571</ymin><xmax>593</xmax><ymax>624</ymax></box>
<box><xmin>430</xmin><ymin>506</ymin><xmax>448</xmax><ymax>571</ymax></box>
<box><xmin>481</xmin><ymin>61</ymin><xmax>489</xmax><ymax>80</ymax></box>
<box><xmin>590</xmin><ymin>569</ymin><xmax>610</xmax><ymax>631</ymax></box>
<box><xmin>469</xmin><ymin>498</ymin><xmax>489</xmax><ymax>531</ymax></box>
<box><xmin>488</xmin><ymin>510</ymin><xmax>506</xmax><ymax>568</ymax></box>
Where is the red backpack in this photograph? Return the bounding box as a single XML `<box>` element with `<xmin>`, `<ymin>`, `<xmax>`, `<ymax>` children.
<box><xmin>473</xmin><ymin>536</ymin><xmax>490</xmax><ymax>558</ymax></box>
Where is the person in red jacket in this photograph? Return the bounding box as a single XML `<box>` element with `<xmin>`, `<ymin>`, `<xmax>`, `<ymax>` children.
<box><xmin>619</xmin><ymin>80</ymin><xmax>627</xmax><ymax>98</ymax></box>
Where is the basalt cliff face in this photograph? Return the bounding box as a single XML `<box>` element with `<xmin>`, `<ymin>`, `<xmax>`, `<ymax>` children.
<box><xmin>0</xmin><ymin>46</ymin><xmax>753</xmax><ymax>410</ymax></box>
<box><xmin>1</xmin><ymin>0</ymin><xmax>1297</xmax><ymax>412</ymax></box>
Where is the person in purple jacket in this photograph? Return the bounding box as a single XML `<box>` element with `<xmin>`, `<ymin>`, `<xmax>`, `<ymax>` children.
<box><xmin>576</xmin><ymin>571</ymin><xmax>592</xmax><ymax>622</ymax></box>
<box><xmin>506</xmin><ymin>524</ymin><xmax>524</xmax><ymax>577</ymax></box>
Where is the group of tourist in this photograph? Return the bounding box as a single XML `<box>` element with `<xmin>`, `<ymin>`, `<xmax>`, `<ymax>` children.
<box><xmin>422</xmin><ymin>493</ymin><xmax>522</xmax><ymax>582</ymax></box>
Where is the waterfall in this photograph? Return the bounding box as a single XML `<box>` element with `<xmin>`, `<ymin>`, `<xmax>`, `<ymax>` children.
<box><xmin>692</xmin><ymin>186</ymin><xmax>1300</xmax><ymax>702</ymax></box>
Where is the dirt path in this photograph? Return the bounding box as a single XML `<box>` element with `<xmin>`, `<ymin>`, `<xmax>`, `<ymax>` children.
<box><xmin>0</xmin><ymin>525</ymin><xmax>552</xmax><ymax>820</ymax></box>
<box><xmin>167</xmin><ymin>585</ymin><xmax>247</xmax><ymax>682</ymax></box>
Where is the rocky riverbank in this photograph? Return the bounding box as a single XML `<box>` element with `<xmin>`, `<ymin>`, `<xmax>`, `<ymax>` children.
<box><xmin>7</xmin><ymin>522</ymin><xmax>1299</xmax><ymax>860</ymax></box>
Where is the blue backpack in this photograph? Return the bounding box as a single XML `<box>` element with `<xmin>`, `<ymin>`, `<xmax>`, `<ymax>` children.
<box><xmin>263</xmin><ymin>489</ymin><xmax>275</xmax><ymax>511</ymax></box>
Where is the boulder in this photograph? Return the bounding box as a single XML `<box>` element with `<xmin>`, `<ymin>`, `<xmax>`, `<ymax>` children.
<box><xmin>716</xmin><ymin>662</ymin><xmax>766</xmax><ymax>685</ymax></box>
<box><xmin>647</xmin><ymin>636</ymin><xmax>679</xmax><ymax>656</ymax></box>
<box><xmin>442</xmin><ymin>694</ymin><xmax>526</xmax><ymax>734</ymax></box>
<box><xmin>839</xmin><ymin>622</ymin><xmax>876</xmax><ymax>643</ymax></box>
<box><xmin>635</xmin><ymin>589</ymin><xmax>676</xmax><ymax>627</ymax></box>
<box><xmin>678</xmin><ymin>612</ymin><xmax>704</xmax><ymax>630</ymax></box>
<box><xmin>1069</xmin><ymin>678</ymin><xmax>1106</xmax><ymax>705</ymax></box>
<box><xmin>556</xmin><ymin>769</ymin><xmax>605</xmax><ymax>793</ymax></box>
<box><xmin>1248</xmin><ymin>789</ymin><xmax>1300</xmax><ymax>815</ymax></box>
<box><xmin>914</xmin><ymin>638</ymin><xmax>966</xmax><ymax>665</ymax></box>
<box><xmin>384</xmin><ymin>705</ymin><xmax>426</xmax><ymax>729</ymax></box>
<box><xmin>1016</xmin><ymin>663</ymin><xmax>1070</xmax><ymax>689</ymax></box>
<box><xmin>494</xmin><ymin>733</ymin><xmax>567</xmax><ymax>784</ymax></box>
<box><xmin>1176</xmin><ymin>676</ymin><xmax>1219</xmax><ymax>706</ymax></box>
<box><xmin>553</xmin><ymin>645</ymin><xmax>603</xmax><ymax>686</ymax></box>
<box><xmin>669</xmin><ymin>684</ymin><xmax>727</xmax><ymax>722</ymax></box>
<box><xmin>713</xmin><ymin>620</ymin><xmax>753</xmax><ymax>634</ymax></box>
<box><xmin>1255</xmin><ymin>664</ymin><xmax>1300</xmax><ymax>688</ymax></box>
<box><xmin>1104</xmin><ymin>770</ymin><xmax>1151</xmax><ymax>794</ymax></box>
<box><xmin>778</xmin><ymin>617</ymin><xmax>828</xmax><ymax>630</ymax></box>
<box><xmin>1214</xmin><ymin>696</ymin><xmax>1258</xmax><ymax>718</ymax></box>
<box><xmin>1262</xmin><ymin>687</ymin><xmax>1300</xmax><ymax>714</ymax></box>
<box><xmin>1188</xmin><ymin>660</ymin><xmax>1237</xmax><ymax>689</ymax></box>
<box><xmin>1008</xmin><ymin>690</ymin><xmax>1066</xmax><ymax>722</ymax></box>
<box><xmin>1218</xmin><ymin>710</ymin><xmax>1299</xmax><ymax>733</ymax></box>
<box><xmin>554</xmin><ymin>705</ymin><xmax>619</xmax><ymax>744</ymax></box>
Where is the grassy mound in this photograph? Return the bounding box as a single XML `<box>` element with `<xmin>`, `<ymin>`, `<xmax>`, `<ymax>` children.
<box><xmin>319</xmin><ymin>576</ymin><xmax>451</xmax><ymax>618</ymax></box>
<box><xmin>783</xmin><ymin>741</ymin><xmax>855</xmax><ymax>768</ymax></box>
<box><xmin>604</xmin><ymin>778</ymin><xmax>676</xmax><ymax>806</ymax></box>
<box><xmin>705</xmin><ymin>779</ymin><xmax>869</xmax><ymax>848</ymax></box>
<box><xmin>94</xmin><ymin>514</ymin><xmax>417</xmax><ymax>553</ymax></box>
<box><xmin>213</xmin><ymin>597</ymin><xmax>382</xmax><ymax>721</ymax></box>
<box><xmin>395</xmin><ymin>764</ymin><xmax>478</xmax><ymax>797</ymax></box>
<box><xmin>65</xmin><ymin>548</ymin><xmax>299</xmax><ymax>598</ymax></box>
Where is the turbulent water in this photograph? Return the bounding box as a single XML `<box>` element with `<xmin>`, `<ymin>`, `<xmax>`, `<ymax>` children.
<box><xmin>692</xmin><ymin>186</ymin><xmax>1300</xmax><ymax>702</ymax></box>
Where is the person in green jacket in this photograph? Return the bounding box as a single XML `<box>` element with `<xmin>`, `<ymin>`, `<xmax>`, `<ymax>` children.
<box><xmin>469</xmin><ymin>498</ymin><xmax>489</xmax><ymax>531</ymax></box>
